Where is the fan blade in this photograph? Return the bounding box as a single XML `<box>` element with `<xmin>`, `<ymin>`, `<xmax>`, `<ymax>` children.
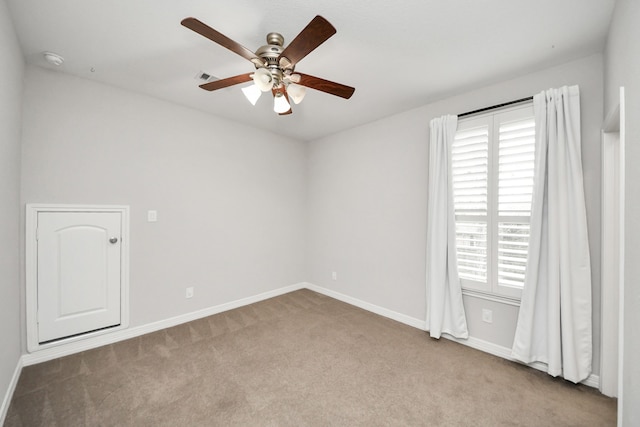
<box><xmin>272</xmin><ymin>87</ymin><xmax>293</xmax><ymax>115</ymax></box>
<box><xmin>296</xmin><ymin>73</ymin><xmax>355</xmax><ymax>99</ymax></box>
<box><xmin>199</xmin><ymin>73</ymin><xmax>253</xmax><ymax>91</ymax></box>
<box><xmin>181</xmin><ymin>17</ymin><xmax>264</xmax><ymax>66</ymax></box>
<box><xmin>278</xmin><ymin>16</ymin><xmax>336</xmax><ymax>67</ymax></box>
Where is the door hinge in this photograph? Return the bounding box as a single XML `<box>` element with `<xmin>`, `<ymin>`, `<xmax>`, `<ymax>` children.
<box><xmin>35</xmin><ymin>227</ymin><xmax>39</xmax><ymax>241</ymax></box>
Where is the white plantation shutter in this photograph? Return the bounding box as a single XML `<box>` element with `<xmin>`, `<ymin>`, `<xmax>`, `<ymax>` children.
<box><xmin>452</xmin><ymin>127</ymin><xmax>488</xmax><ymax>216</ymax></box>
<box><xmin>497</xmin><ymin>117</ymin><xmax>535</xmax><ymax>291</ymax></box>
<box><xmin>452</xmin><ymin>103</ymin><xmax>535</xmax><ymax>298</ymax></box>
<box><xmin>452</xmin><ymin>125</ymin><xmax>489</xmax><ymax>284</ymax></box>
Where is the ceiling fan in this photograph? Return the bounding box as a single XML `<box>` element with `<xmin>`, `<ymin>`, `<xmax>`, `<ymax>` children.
<box><xmin>181</xmin><ymin>15</ymin><xmax>355</xmax><ymax>115</ymax></box>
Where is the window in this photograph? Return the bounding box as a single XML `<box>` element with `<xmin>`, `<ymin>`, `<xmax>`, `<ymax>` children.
<box><xmin>452</xmin><ymin>104</ymin><xmax>535</xmax><ymax>299</ymax></box>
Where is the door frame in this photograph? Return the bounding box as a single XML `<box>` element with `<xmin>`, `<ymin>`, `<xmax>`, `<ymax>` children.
<box><xmin>26</xmin><ymin>204</ymin><xmax>130</xmax><ymax>352</ymax></box>
<box><xmin>600</xmin><ymin>87</ymin><xmax>625</xmax><ymax>409</ymax></box>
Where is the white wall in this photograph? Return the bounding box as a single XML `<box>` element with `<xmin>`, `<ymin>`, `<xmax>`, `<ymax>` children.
<box><xmin>604</xmin><ymin>0</ymin><xmax>640</xmax><ymax>424</ymax></box>
<box><xmin>0</xmin><ymin>0</ymin><xmax>24</xmax><ymax>419</ymax></box>
<box><xmin>307</xmin><ymin>54</ymin><xmax>603</xmax><ymax>370</ymax></box>
<box><xmin>7</xmin><ymin>15</ymin><xmax>615</xmax><ymax>414</ymax></box>
<box><xmin>20</xmin><ymin>66</ymin><xmax>307</xmax><ymax>331</ymax></box>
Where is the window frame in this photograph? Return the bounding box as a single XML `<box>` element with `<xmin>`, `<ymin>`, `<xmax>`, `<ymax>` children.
<box><xmin>454</xmin><ymin>103</ymin><xmax>535</xmax><ymax>300</ymax></box>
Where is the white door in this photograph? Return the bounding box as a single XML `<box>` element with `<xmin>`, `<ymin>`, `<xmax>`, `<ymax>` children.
<box><xmin>37</xmin><ymin>211</ymin><xmax>122</xmax><ymax>343</ymax></box>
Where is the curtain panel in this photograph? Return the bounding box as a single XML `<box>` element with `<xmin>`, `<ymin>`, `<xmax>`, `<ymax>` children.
<box><xmin>511</xmin><ymin>85</ymin><xmax>592</xmax><ymax>383</ymax></box>
<box><xmin>426</xmin><ymin>115</ymin><xmax>469</xmax><ymax>339</ymax></box>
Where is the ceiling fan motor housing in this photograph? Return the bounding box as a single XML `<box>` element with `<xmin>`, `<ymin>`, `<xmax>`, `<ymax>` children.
<box><xmin>255</xmin><ymin>33</ymin><xmax>290</xmax><ymax>88</ymax></box>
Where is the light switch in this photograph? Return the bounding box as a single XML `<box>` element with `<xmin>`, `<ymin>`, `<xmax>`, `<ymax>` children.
<box><xmin>147</xmin><ymin>210</ymin><xmax>158</xmax><ymax>222</ymax></box>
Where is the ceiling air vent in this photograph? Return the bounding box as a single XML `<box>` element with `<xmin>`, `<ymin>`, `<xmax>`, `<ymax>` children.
<box><xmin>194</xmin><ymin>71</ymin><xmax>219</xmax><ymax>82</ymax></box>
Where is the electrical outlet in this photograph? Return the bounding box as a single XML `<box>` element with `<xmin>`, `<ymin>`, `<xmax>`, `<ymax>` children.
<box><xmin>186</xmin><ymin>287</ymin><xmax>194</xmax><ymax>299</ymax></box>
<box><xmin>147</xmin><ymin>210</ymin><xmax>158</xmax><ymax>222</ymax></box>
<box><xmin>482</xmin><ymin>309</ymin><xmax>493</xmax><ymax>323</ymax></box>
<box><xmin>331</xmin><ymin>271</ymin><xmax>337</xmax><ymax>281</ymax></box>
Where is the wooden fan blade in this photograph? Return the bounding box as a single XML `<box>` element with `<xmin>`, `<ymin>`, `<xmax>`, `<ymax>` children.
<box><xmin>278</xmin><ymin>16</ymin><xmax>336</xmax><ymax>67</ymax></box>
<box><xmin>272</xmin><ymin>87</ymin><xmax>293</xmax><ymax>115</ymax></box>
<box><xmin>181</xmin><ymin>17</ymin><xmax>264</xmax><ymax>66</ymax></box>
<box><xmin>199</xmin><ymin>73</ymin><xmax>253</xmax><ymax>91</ymax></box>
<box><xmin>296</xmin><ymin>73</ymin><xmax>355</xmax><ymax>99</ymax></box>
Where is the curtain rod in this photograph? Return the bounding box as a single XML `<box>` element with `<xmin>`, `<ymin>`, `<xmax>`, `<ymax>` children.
<box><xmin>458</xmin><ymin>96</ymin><xmax>534</xmax><ymax>118</ymax></box>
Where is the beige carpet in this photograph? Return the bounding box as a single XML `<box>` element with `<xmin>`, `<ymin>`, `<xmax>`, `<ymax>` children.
<box><xmin>6</xmin><ymin>289</ymin><xmax>615</xmax><ymax>426</ymax></box>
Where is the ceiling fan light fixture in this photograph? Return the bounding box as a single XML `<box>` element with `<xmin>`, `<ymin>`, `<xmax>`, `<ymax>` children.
<box><xmin>287</xmin><ymin>83</ymin><xmax>306</xmax><ymax>104</ymax></box>
<box><xmin>253</xmin><ymin>68</ymin><xmax>274</xmax><ymax>92</ymax></box>
<box><xmin>241</xmin><ymin>83</ymin><xmax>262</xmax><ymax>105</ymax></box>
<box><xmin>273</xmin><ymin>93</ymin><xmax>291</xmax><ymax>114</ymax></box>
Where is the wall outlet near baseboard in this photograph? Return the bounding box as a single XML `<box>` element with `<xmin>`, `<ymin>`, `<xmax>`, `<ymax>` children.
<box><xmin>185</xmin><ymin>287</ymin><xmax>194</xmax><ymax>299</ymax></box>
<box><xmin>331</xmin><ymin>271</ymin><xmax>337</xmax><ymax>281</ymax></box>
<box><xmin>482</xmin><ymin>309</ymin><xmax>493</xmax><ymax>323</ymax></box>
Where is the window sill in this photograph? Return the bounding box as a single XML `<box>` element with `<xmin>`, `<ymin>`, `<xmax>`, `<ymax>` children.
<box><xmin>461</xmin><ymin>289</ymin><xmax>521</xmax><ymax>307</ymax></box>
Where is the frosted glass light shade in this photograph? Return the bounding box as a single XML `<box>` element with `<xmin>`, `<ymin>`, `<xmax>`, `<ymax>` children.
<box><xmin>253</xmin><ymin>68</ymin><xmax>274</xmax><ymax>92</ymax></box>
<box><xmin>287</xmin><ymin>83</ymin><xmax>306</xmax><ymax>104</ymax></box>
<box><xmin>273</xmin><ymin>93</ymin><xmax>291</xmax><ymax>113</ymax></box>
<box><xmin>241</xmin><ymin>84</ymin><xmax>262</xmax><ymax>105</ymax></box>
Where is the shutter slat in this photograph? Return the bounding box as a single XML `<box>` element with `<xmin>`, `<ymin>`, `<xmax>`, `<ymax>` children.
<box><xmin>499</xmin><ymin>278</ymin><xmax>526</xmax><ymax>287</ymax></box>
<box><xmin>499</xmin><ymin>255</ymin><xmax>528</xmax><ymax>263</ymax></box>
<box><xmin>500</xmin><ymin>162</ymin><xmax>534</xmax><ymax>172</ymax></box>
<box><xmin>454</xmin><ymin>182</ymin><xmax>487</xmax><ymax>190</ymax></box>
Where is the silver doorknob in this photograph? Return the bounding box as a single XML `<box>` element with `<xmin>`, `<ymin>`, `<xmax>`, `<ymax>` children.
<box><xmin>109</xmin><ymin>237</ymin><xmax>118</xmax><ymax>244</ymax></box>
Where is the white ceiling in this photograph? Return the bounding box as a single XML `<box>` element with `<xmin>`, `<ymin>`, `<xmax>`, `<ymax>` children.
<box><xmin>7</xmin><ymin>0</ymin><xmax>615</xmax><ymax>141</ymax></box>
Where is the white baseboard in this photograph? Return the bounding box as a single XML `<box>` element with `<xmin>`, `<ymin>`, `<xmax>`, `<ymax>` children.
<box><xmin>442</xmin><ymin>334</ymin><xmax>600</xmax><ymax>388</ymax></box>
<box><xmin>22</xmin><ymin>282</ymin><xmax>306</xmax><ymax>366</ymax></box>
<box><xmin>306</xmin><ymin>283</ymin><xmax>599</xmax><ymax>389</ymax></box>
<box><xmin>0</xmin><ymin>357</ymin><xmax>23</xmax><ymax>425</ymax></box>
<box><xmin>581</xmin><ymin>373</ymin><xmax>600</xmax><ymax>388</ymax></box>
<box><xmin>19</xmin><ymin>281</ymin><xmax>600</xmax><ymax>391</ymax></box>
<box><xmin>304</xmin><ymin>283</ymin><xmax>427</xmax><ymax>330</ymax></box>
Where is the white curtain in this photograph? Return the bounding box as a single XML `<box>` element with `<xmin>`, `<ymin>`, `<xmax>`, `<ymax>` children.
<box><xmin>511</xmin><ymin>86</ymin><xmax>592</xmax><ymax>383</ymax></box>
<box><xmin>426</xmin><ymin>115</ymin><xmax>469</xmax><ymax>339</ymax></box>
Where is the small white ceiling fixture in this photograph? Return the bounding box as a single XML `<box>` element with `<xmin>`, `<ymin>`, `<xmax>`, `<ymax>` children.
<box><xmin>43</xmin><ymin>51</ymin><xmax>64</xmax><ymax>66</ymax></box>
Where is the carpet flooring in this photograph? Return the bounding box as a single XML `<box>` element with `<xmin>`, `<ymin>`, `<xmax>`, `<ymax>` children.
<box><xmin>5</xmin><ymin>289</ymin><xmax>616</xmax><ymax>426</ymax></box>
